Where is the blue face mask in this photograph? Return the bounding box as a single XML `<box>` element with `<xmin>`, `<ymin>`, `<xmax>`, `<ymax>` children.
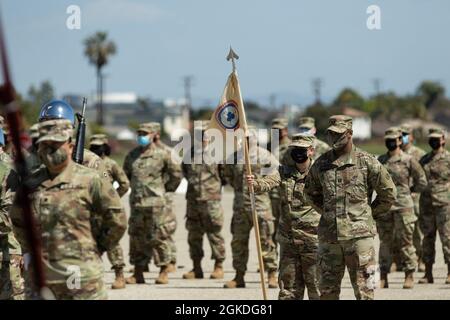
<box><xmin>0</xmin><ymin>128</ymin><xmax>4</xmax><ymax>146</ymax></box>
<box><xmin>298</xmin><ymin>127</ymin><xmax>312</xmax><ymax>135</ymax></box>
<box><xmin>137</xmin><ymin>135</ymin><xmax>151</xmax><ymax>146</ymax></box>
<box><xmin>402</xmin><ymin>134</ymin><xmax>409</xmax><ymax>145</ymax></box>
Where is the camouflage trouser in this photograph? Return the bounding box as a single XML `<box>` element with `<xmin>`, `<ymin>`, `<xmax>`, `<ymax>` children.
<box><xmin>165</xmin><ymin>193</ymin><xmax>177</xmax><ymax>264</ymax></box>
<box><xmin>186</xmin><ymin>200</ymin><xmax>225</xmax><ymax>262</ymax></box>
<box><xmin>0</xmin><ymin>254</ymin><xmax>25</xmax><ymax>300</ymax></box>
<box><xmin>269</xmin><ymin>193</ymin><xmax>281</xmax><ymax>247</ymax></box>
<box><xmin>318</xmin><ymin>237</ymin><xmax>376</xmax><ymax>300</ymax></box>
<box><xmin>278</xmin><ymin>240</ymin><xmax>320</xmax><ymax>300</ymax></box>
<box><xmin>128</xmin><ymin>206</ymin><xmax>175</xmax><ymax>267</ymax></box>
<box><xmin>420</xmin><ymin>204</ymin><xmax>450</xmax><ymax>265</ymax></box>
<box><xmin>377</xmin><ymin>208</ymin><xmax>417</xmax><ymax>273</ymax></box>
<box><xmin>46</xmin><ymin>278</ymin><xmax>107</xmax><ymax>300</ymax></box>
<box><xmin>230</xmin><ymin>208</ymin><xmax>277</xmax><ymax>273</ymax></box>
<box><xmin>106</xmin><ymin>245</ymin><xmax>125</xmax><ymax>270</ymax></box>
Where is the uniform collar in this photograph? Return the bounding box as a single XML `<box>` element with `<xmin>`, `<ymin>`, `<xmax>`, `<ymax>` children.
<box><xmin>331</xmin><ymin>144</ymin><xmax>357</xmax><ymax>167</ymax></box>
<box><xmin>41</xmin><ymin>160</ymin><xmax>77</xmax><ymax>188</ymax></box>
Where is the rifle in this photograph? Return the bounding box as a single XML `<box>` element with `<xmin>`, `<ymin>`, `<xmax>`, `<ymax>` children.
<box><xmin>0</xmin><ymin>11</ymin><xmax>47</xmax><ymax>298</ymax></box>
<box><xmin>72</xmin><ymin>97</ymin><xmax>87</xmax><ymax>164</ymax></box>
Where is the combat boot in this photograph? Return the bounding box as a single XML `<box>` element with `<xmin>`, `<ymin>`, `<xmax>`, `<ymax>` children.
<box><xmin>389</xmin><ymin>262</ymin><xmax>397</xmax><ymax>273</ymax></box>
<box><xmin>224</xmin><ymin>271</ymin><xmax>245</xmax><ymax>288</ymax></box>
<box><xmin>125</xmin><ymin>265</ymin><xmax>145</xmax><ymax>284</ymax></box>
<box><xmin>112</xmin><ymin>268</ymin><xmax>126</xmax><ymax>289</ymax></box>
<box><xmin>268</xmin><ymin>270</ymin><xmax>278</xmax><ymax>289</ymax></box>
<box><xmin>167</xmin><ymin>263</ymin><xmax>176</xmax><ymax>273</ymax></box>
<box><xmin>155</xmin><ymin>266</ymin><xmax>169</xmax><ymax>284</ymax></box>
<box><xmin>418</xmin><ymin>263</ymin><xmax>433</xmax><ymax>284</ymax></box>
<box><xmin>403</xmin><ymin>271</ymin><xmax>414</xmax><ymax>289</ymax></box>
<box><xmin>446</xmin><ymin>264</ymin><xmax>450</xmax><ymax>284</ymax></box>
<box><xmin>417</xmin><ymin>259</ymin><xmax>425</xmax><ymax>272</ymax></box>
<box><xmin>380</xmin><ymin>272</ymin><xmax>389</xmax><ymax>288</ymax></box>
<box><xmin>210</xmin><ymin>261</ymin><xmax>224</xmax><ymax>279</ymax></box>
<box><xmin>183</xmin><ymin>259</ymin><xmax>203</xmax><ymax>279</ymax></box>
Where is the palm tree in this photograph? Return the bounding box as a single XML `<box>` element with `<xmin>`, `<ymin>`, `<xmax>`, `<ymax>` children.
<box><xmin>83</xmin><ymin>32</ymin><xmax>116</xmax><ymax>125</ymax></box>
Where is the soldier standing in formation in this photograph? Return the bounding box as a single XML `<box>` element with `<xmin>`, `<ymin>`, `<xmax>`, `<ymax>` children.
<box><xmin>89</xmin><ymin>134</ymin><xmax>130</xmax><ymax>289</ymax></box>
<box><xmin>182</xmin><ymin>120</ymin><xmax>226</xmax><ymax>280</ymax></box>
<box><xmin>248</xmin><ymin>134</ymin><xmax>321</xmax><ymax>300</ymax></box>
<box><xmin>267</xmin><ymin>118</ymin><xmax>291</xmax><ymax>258</ymax></box>
<box><xmin>377</xmin><ymin>127</ymin><xmax>427</xmax><ymax>289</ymax></box>
<box><xmin>418</xmin><ymin>128</ymin><xmax>450</xmax><ymax>285</ymax></box>
<box><xmin>223</xmin><ymin>127</ymin><xmax>279</xmax><ymax>289</ymax></box>
<box><xmin>0</xmin><ymin>160</ymin><xmax>24</xmax><ymax>300</ymax></box>
<box><xmin>124</xmin><ymin>123</ymin><xmax>181</xmax><ymax>285</ymax></box>
<box><xmin>297</xmin><ymin>117</ymin><xmax>330</xmax><ymax>161</ymax></box>
<box><xmin>10</xmin><ymin>119</ymin><xmax>126</xmax><ymax>299</ymax></box>
<box><xmin>400</xmin><ymin>124</ymin><xmax>427</xmax><ymax>273</ymax></box>
<box><xmin>153</xmin><ymin>122</ymin><xmax>178</xmax><ymax>273</ymax></box>
<box><xmin>304</xmin><ymin>115</ymin><xmax>396</xmax><ymax>300</ymax></box>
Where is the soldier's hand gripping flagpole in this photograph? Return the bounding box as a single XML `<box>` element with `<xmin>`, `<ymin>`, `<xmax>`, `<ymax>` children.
<box><xmin>227</xmin><ymin>47</ymin><xmax>268</xmax><ymax>300</ymax></box>
<box><xmin>0</xmin><ymin>9</ymin><xmax>50</xmax><ymax>299</ymax></box>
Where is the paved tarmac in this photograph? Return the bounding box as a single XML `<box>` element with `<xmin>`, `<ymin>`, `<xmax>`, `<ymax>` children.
<box><xmin>104</xmin><ymin>190</ymin><xmax>450</xmax><ymax>300</ymax></box>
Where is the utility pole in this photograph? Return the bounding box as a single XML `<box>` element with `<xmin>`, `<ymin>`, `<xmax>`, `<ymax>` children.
<box><xmin>269</xmin><ymin>93</ymin><xmax>277</xmax><ymax>109</ymax></box>
<box><xmin>373</xmin><ymin>78</ymin><xmax>381</xmax><ymax>110</ymax></box>
<box><xmin>312</xmin><ymin>78</ymin><xmax>323</xmax><ymax>105</ymax></box>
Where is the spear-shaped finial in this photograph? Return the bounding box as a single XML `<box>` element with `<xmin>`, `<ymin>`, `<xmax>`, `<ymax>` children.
<box><xmin>226</xmin><ymin>46</ymin><xmax>239</xmax><ymax>72</ymax></box>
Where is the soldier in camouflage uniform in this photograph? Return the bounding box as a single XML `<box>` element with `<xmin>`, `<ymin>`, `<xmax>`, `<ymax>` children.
<box><xmin>223</xmin><ymin>128</ymin><xmax>279</xmax><ymax>289</ymax></box>
<box><xmin>124</xmin><ymin>122</ymin><xmax>182</xmax><ymax>285</ymax></box>
<box><xmin>418</xmin><ymin>128</ymin><xmax>450</xmax><ymax>285</ymax></box>
<box><xmin>26</xmin><ymin>123</ymin><xmax>42</xmax><ymax>173</ymax></box>
<box><xmin>268</xmin><ymin>118</ymin><xmax>290</xmax><ymax>256</ymax></box>
<box><xmin>0</xmin><ymin>161</ymin><xmax>24</xmax><ymax>300</ymax></box>
<box><xmin>248</xmin><ymin>134</ymin><xmax>321</xmax><ymax>300</ymax></box>
<box><xmin>90</xmin><ymin>134</ymin><xmax>130</xmax><ymax>289</ymax></box>
<box><xmin>305</xmin><ymin>115</ymin><xmax>396</xmax><ymax>300</ymax></box>
<box><xmin>10</xmin><ymin>119</ymin><xmax>127</xmax><ymax>299</ymax></box>
<box><xmin>0</xmin><ymin>116</ymin><xmax>12</xmax><ymax>165</ymax></box>
<box><xmin>400</xmin><ymin>124</ymin><xmax>427</xmax><ymax>273</ymax></box>
<box><xmin>182</xmin><ymin>120</ymin><xmax>226</xmax><ymax>280</ymax></box>
<box><xmin>297</xmin><ymin>117</ymin><xmax>330</xmax><ymax>161</ymax></box>
<box><xmin>377</xmin><ymin>127</ymin><xmax>427</xmax><ymax>289</ymax></box>
<box><xmin>153</xmin><ymin>123</ymin><xmax>178</xmax><ymax>273</ymax></box>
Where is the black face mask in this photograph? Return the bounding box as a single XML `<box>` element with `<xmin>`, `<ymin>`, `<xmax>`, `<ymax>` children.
<box><xmin>290</xmin><ymin>148</ymin><xmax>309</xmax><ymax>163</ymax></box>
<box><xmin>90</xmin><ymin>144</ymin><xmax>106</xmax><ymax>157</ymax></box>
<box><xmin>385</xmin><ymin>139</ymin><xmax>398</xmax><ymax>151</ymax></box>
<box><xmin>429</xmin><ymin>138</ymin><xmax>442</xmax><ymax>150</ymax></box>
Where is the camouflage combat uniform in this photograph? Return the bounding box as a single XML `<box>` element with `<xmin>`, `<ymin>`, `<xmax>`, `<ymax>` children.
<box><xmin>400</xmin><ymin>125</ymin><xmax>427</xmax><ymax>268</ymax></box>
<box><xmin>305</xmin><ymin>115</ymin><xmax>396</xmax><ymax>300</ymax></box>
<box><xmin>123</xmin><ymin>123</ymin><xmax>182</xmax><ymax>271</ymax></box>
<box><xmin>268</xmin><ymin>118</ymin><xmax>291</xmax><ymax>252</ymax></box>
<box><xmin>254</xmin><ymin>134</ymin><xmax>320</xmax><ymax>300</ymax></box>
<box><xmin>10</xmin><ymin>120</ymin><xmax>127</xmax><ymax>300</ymax></box>
<box><xmin>377</xmin><ymin>128</ymin><xmax>427</xmax><ymax>276</ymax></box>
<box><xmin>223</xmin><ymin>145</ymin><xmax>279</xmax><ymax>275</ymax></box>
<box><xmin>419</xmin><ymin>129</ymin><xmax>450</xmax><ymax>270</ymax></box>
<box><xmin>182</xmin><ymin>146</ymin><xmax>226</xmax><ymax>266</ymax></box>
<box><xmin>0</xmin><ymin>163</ymin><xmax>24</xmax><ymax>300</ymax></box>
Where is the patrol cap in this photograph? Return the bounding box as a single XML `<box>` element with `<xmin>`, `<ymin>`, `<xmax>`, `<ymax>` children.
<box><xmin>400</xmin><ymin>123</ymin><xmax>413</xmax><ymax>135</ymax></box>
<box><xmin>137</xmin><ymin>122</ymin><xmax>160</xmax><ymax>134</ymax></box>
<box><xmin>428</xmin><ymin>127</ymin><xmax>446</xmax><ymax>138</ymax></box>
<box><xmin>37</xmin><ymin>119</ymin><xmax>74</xmax><ymax>143</ymax></box>
<box><xmin>90</xmin><ymin>133</ymin><xmax>108</xmax><ymax>146</ymax></box>
<box><xmin>298</xmin><ymin>117</ymin><xmax>315</xmax><ymax>129</ymax></box>
<box><xmin>384</xmin><ymin>127</ymin><xmax>402</xmax><ymax>139</ymax></box>
<box><xmin>327</xmin><ymin>115</ymin><xmax>352</xmax><ymax>133</ymax></box>
<box><xmin>29</xmin><ymin>123</ymin><xmax>40</xmax><ymax>139</ymax></box>
<box><xmin>272</xmin><ymin>118</ymin><xmax>288</xmax><ymax>129</ymax></box>
<box><xmin>289</xmin><ymin>133</ymin><xmax>314</xmax><ymax>149</ymax></box>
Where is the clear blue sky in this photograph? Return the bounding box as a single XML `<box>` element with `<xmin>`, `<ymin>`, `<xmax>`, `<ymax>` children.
<box><xmin>2</xmin><ymin>0</ymin><xmax>450</xmax><ymax>106</ymax></box>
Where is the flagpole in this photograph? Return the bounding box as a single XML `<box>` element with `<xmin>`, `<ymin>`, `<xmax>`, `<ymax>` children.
<box><xmin>227</xmin><ymin>47</ymin><xmax>268</xmax><ymax>300</ymax></box>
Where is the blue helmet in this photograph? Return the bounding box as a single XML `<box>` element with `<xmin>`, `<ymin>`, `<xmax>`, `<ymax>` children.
<box><xmin>38</xmin><ymin>99</ymin><xmax>75</xmax><ymax>124</ymax></box>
